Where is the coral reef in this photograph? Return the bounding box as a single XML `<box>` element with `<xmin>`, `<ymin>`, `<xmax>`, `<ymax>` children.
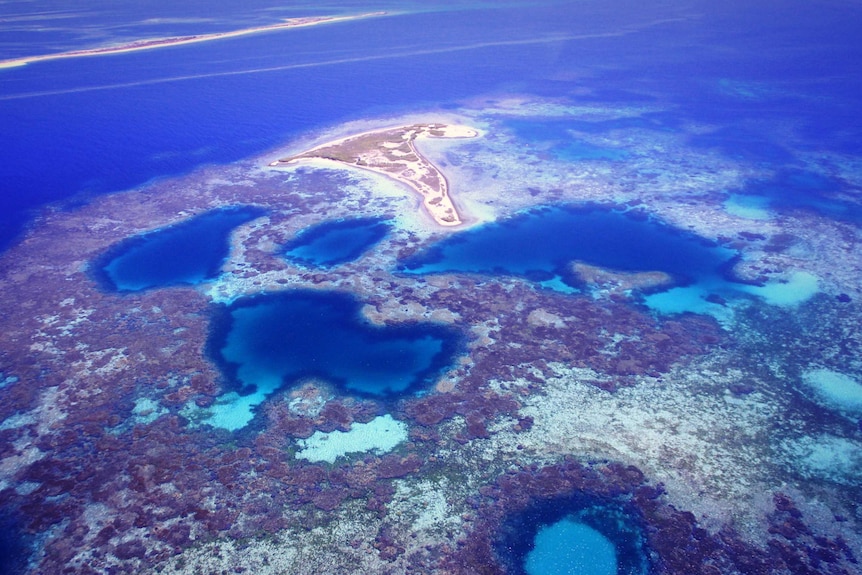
<box><xmin>0</xmin><ymin>101</ymin><xmax>860</xmax><ymax>573</ymax></box>
<box><xmin>445</xmin><ymin>461</ymin><xmax>860</xmax><ymax>575</ymax></box>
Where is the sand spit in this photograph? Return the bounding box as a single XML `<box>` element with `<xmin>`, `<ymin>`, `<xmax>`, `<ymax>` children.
<box><xmin>270</xmin><ymin>123</ymin><xmax>479</xmax><ymax>227</ymax></box>
<box><xmin>0</xmin><ymin>12</ymin><xmax>387</xmax><ymax>69</ymax></box>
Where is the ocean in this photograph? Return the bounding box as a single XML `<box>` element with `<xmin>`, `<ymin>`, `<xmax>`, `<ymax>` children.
<box><xmin>1</xmin><ymin>1</ymin><xmax>596</xmax><ymax>249</ymax></box>
<box><xmin>2</xmin><ymin>1</ymin><xmax>862</xmax><ymax>574</ymax></box>
<box><xmin>4</xmin><ymin>1</ymin><xmax>859</xmax><ymax>251</ymax></box>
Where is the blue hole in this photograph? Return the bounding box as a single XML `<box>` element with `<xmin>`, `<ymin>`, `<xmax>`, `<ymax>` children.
<box><xmin>495</xmin><ymin>495</ymin><xmax>651</xmax><ymax>575</ymax></box>
<box><xmin>92</xmin><ymin>205</ymin><xmax>265</xmax><ymax>292</ymax></box>
<box><xmin>207</xmin><ymin>290</ymin><xmax>461</xmax><ymax>401</ymax></box>
<box><xmin>400</xmin><ymin>204</ymin><xmax>737</xmax><ymax>292</ymax></box>
<box><xmin>282</xmin><ymin>217</ymin><xmax>390</xmax><ymax>268</ymax></box>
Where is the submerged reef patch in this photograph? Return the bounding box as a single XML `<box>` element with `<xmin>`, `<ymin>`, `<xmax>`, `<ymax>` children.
<box><xmin>200</xmin><ymin>290</ymin><xmax>461</xmax><ymax>430</ymax></box>
<box><xmin>91</xmin><ymin>206</ymin><xmax>265</xmax><ymax>292</ymax></box>
<box><xmin>732</xmin><ymin>169</ymin><xmax>862</xmax><ymax>224</ymax></box>
<box><xmin>504</xmin><ymin>117</ymin><xmax>633</xmax><ymax>162</ymax></box>
<box><xmin>445</xmin><ymin>460</ymin><xmax>860</xmax><ymax>575</ymax></box>
<box><xmin>282</xmin><ymin>217</ymin><xmax>390</xmax><ymax>268</ymax></box>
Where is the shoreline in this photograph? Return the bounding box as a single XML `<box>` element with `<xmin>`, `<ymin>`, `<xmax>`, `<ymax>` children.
<box><xmin>269</xmin><ymin>123</ymin><xmax>479</xmax><ymax>227</ymax></box>
<box><xmin>0</xmin><ymin>12</ymin><xmax>387</xmax><ymax>69</ymax></box>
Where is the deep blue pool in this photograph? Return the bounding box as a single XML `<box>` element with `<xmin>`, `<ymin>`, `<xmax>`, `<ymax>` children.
<box><xmin>283</xmin><ymin>217</ymin><xmax>390</xmax><ymax>268</ymax></box>
<box><xmin>208</xmin><ymin>290</ymin><xmax>460</xmax><ymax>400</ymax></box>
<box><xmin>495</xmin><ymin>496</ymin><xmax>651</xmax><ymax>575</ymax></box>
<box><xmin>399</xmin><ymin>204</ymin><xmax>737</xmax><ymax>291</ymax></box>
<box><xmin>92</xmin><ymin>206</ymin><xmax>265</xmax><ymax>292</ymax></box>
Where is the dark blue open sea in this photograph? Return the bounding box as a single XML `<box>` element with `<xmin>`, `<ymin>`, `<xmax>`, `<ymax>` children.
<box><xmin>3</xmin><ymin>1</ymin><xmax>859</xmax><ymax>250</ymax></box>
<box><xmin>1</xmin><ymin>0</ymin><xmax>622</xmax><ymax>249</ymax></box>
<box><xmin>2</xmin><ymin>1</ymin><xmax>862</xmax><ymax>574</ymax></box>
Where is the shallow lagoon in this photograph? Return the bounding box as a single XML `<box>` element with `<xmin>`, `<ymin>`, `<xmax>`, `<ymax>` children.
<box><xmin>94</xmin><ymin>206</ymin><xmax>265</xmax><ymax>292</ymax></box>
<box><xmin>400</xmin><ymin>204</ymin><xmax>825</xmax><ymax>315</ymax></box>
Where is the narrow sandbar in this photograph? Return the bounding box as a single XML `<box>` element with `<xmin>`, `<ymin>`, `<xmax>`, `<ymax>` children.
<box><xmin>0</xmin><ymin>12</ymin><xmax>387</xmax><ymax>69</ymax></box>
<box><xmin>270</xmin><ymin>123</ymin><xmax>479</xmax><ymax>226</ymax></box>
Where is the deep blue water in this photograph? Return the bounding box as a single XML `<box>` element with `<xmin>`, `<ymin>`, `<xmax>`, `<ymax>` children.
<box><xmin>0</xmin><ymin>2</ymin><xmax>604</xmax><ymax>250</ymax></box>
<box><xmin>399</xmin><ymin>204</ymin><xmax>737</xmax><ymax>291</ymax></box>
<box><xmin>208</xmin><ymin>290</ymin><xmax>460</xmax><ymax>399</ymax></box>
<box><xmin>0</xmin><ymin>513</ymin><xmax>29</xmax><ymax>575</ymax></box>
<box><xmin>495</xmin><ymin>496</ymin><xmax>651</xmax><ymax>575</ymax></box>
<box><xmin>283</xmin><ymin>217</ymin><xmax>390</xmax><ymax>268</ymax></box>
<box><xmin>92</xmin><ymin>206</ymin><xmax>265</xmax><ymax>292</ymax></box>
<box><xmin>2</xmin><ymin>1</ymin><xmax>861</xmax><ymax>251</ymax></box>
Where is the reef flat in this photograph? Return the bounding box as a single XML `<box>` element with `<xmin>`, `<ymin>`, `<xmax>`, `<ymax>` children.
<box><xmin>270</xmin><ymin>123</ymin><xmax>478</xmax><ymax>227</ymax></box>
<box><xmin>0</xmin><ymin>101</ymin><xmax>861</xmax><ymax>575</ymax></box>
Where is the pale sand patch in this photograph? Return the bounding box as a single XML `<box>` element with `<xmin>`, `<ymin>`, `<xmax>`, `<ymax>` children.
<box><xmin>295</xmin><ymin>414</ymin><xmax>408</xmax><ymax>463</ymax></box>
<box><xmin>779</xmin><ymin>434</ymin><xmax>862</xmax><ymax>485</ymax></box>
<box><xmin>802</xmin><ymin>368</ymin><xmax>862</xmax><ymax>413</ymax></box>
<box><xmin>741</xmin><ymin>270</ymin><xmax>820</xmax><ymax>306</ymax></box>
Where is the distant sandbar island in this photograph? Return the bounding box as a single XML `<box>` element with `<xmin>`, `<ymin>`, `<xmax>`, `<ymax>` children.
<box><xmin>270</xmin><ymin>123</ymin><xmax>478</xmax><ymax>227</ymax></box>
<box><xmin>0</xmin><ymin>12</ymin><xmax>386</xmax><ymax>69</ymax></box>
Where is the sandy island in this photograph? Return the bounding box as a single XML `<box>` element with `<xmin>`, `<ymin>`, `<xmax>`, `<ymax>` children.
<box><xmin>0</xmin><ymin>12</ymin><xmax>386</xmax><ymax>69</ymax></box>
<box><xmin>269</xmin><ymin>123</ymin><xmax>478</xmax><ymax>226</ymax></box>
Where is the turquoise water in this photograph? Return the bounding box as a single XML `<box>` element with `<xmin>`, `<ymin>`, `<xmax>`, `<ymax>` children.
<box><xmin>525</xmin><ymin>519</ymin><xmax>617</xmax><ymax>575</ymax></box>
<box><xmin>93</xmin><ymin>206</ymin><xmax>264</xmax><ymax>292</ymax></box>
<box><xmin>496</xmin><ymin>498</ymin><xmax>650</xmax><ymax>575</ymax></box>
<box><xmin>400</xmin><ymin>205</ymin><xmax>737</xmax><ymax>291</ymax></box>
<box><xmin>283</xmin><ymin>217</ymin><xmax>390</xmax><ymax>268</ymax></box>
<box><xmin>210</xmin><ymin>290</ymin><xmax>459</xmax><ymax>400</ymax></box>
